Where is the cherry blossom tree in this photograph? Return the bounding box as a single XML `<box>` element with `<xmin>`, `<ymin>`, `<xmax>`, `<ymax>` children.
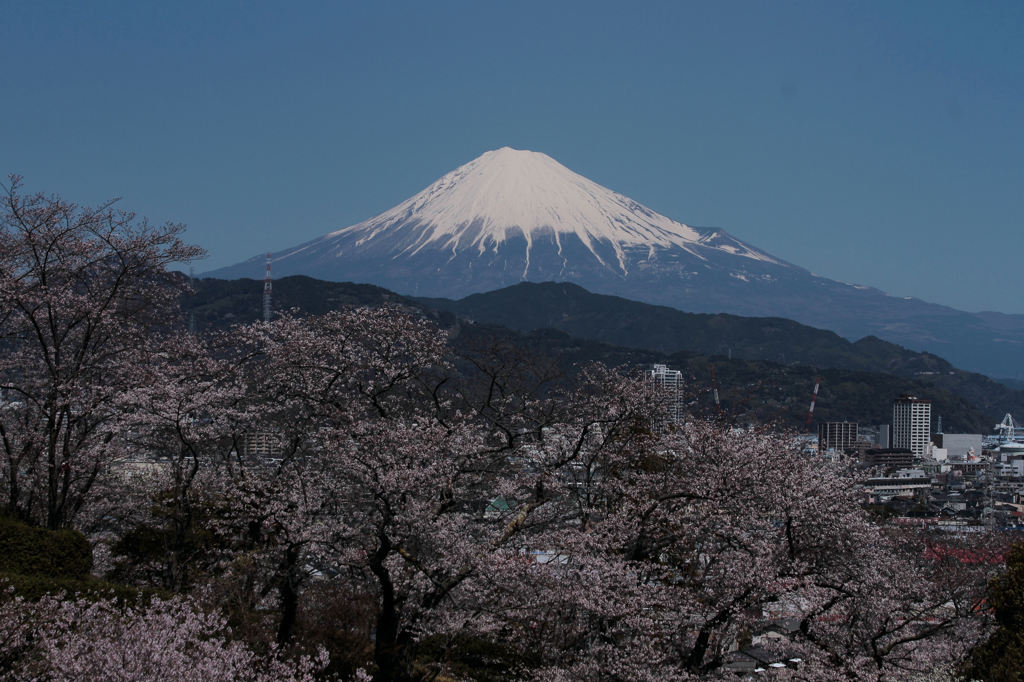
<box><xmin>0</xmin><ymin>586</ymin><xmax>328</xmax><ymax>681</ymax></box>
<box><xmin>214</xmin><ymin>312</ymin><xmax>636</xmax><ymax>680</ymax></box>
<box><xmin>244</xmin><ymin>310</ymin><xmax>497</xmax><ymax>672</ymax></box>
<box><xmin>102</xmin><ymin>331</ymin><xmax>249</xmax><ymax>592</ymax></box>
<box><xmin>0</xmin><ymin>176</ymin><xmax>202</xmax><ymax>529</ymax></box>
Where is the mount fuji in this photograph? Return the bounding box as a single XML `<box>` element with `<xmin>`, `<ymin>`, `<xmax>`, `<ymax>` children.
<box><xmin>211</xmin><ymin>147</ymin><xmax>789</xmax><ymax>296</ymax></box>
<box><xmin>206</xmin><ymin>147</ymin><xmax>1024</xmax><ymax>379</ymax></box>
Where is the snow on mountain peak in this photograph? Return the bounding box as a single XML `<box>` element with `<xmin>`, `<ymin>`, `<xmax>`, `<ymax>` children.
<box><xmin>328</xmin><ymin>147</ymin><xmax>778</xmax><ymax>272</ymax></box>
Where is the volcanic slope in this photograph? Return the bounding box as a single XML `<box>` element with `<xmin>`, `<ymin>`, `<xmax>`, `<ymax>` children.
<box><xmin>210</xmin><ymin>147</ymin><xmax>785</xmax><ymax>294</ymax></box>
<box><xmin>206</xmin><ymin>147</ymin><xmax>1024</xmax><ymax>379</ymax></box>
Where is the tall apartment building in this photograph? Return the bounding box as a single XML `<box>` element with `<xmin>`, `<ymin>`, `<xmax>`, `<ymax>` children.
<box><xmin>818</xmin><ymin>421</ymin><xmax>858</xmax><ymax>453</ymax></box>
<box><xmin>892</xmin><ymin>395</ymin><xmax>932</xmax><ymax>456</ymax></box>
<box><xmin>645</xmin><ymin>363</ymin><xmax>684</xmax><ymax>422</ymax></box>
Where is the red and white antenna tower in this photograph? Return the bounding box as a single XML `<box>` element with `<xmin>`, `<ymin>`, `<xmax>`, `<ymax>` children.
<box><xmin>805</xmin><ymin>375</ymin><xmax>821</xmax><ymax>428</ymax></box>
<box><xmin>709</xmin><ymin>361</ymin><xmax>723</xmax><ymax>417</ymax></box>
<box><xmin>263</xmin><ymin>253</ymin><xmax>272</xmax><ymax>323</ymax></box>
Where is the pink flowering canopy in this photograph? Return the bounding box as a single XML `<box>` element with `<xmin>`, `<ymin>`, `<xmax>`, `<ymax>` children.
<box><xmin>0</xmin><ymin>179</ymin><xmax>1005</xmax><ymax>681</ymax></box>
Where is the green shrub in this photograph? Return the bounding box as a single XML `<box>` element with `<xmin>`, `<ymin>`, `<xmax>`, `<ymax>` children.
<box><xmin>0</xmin><ymin>516</ymin><xmax>93</xmax><ymax>579</ymax></box>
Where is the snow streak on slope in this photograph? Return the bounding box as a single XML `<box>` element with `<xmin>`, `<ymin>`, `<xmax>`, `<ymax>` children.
<box><xmin>328</xmin><ymin>147</ymin><xmax>779</xmax><ymax>275</ymax></box>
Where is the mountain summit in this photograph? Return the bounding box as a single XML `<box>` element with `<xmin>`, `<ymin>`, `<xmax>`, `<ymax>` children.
<box><xmin>206</xmin><ymin>148</ymin><xmax>1024</xmax><ymax>379</ymax></box>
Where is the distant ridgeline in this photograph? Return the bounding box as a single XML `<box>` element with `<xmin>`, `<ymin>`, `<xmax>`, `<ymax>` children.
<box><xmin>181</xmin><ymin>276</ymin><xmax>1024</xmax><ymax>434</ymax></box>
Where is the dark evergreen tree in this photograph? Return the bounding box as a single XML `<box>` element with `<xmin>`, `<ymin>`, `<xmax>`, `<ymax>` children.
<box><xmin>968</xmin><ymin>543</ymin><xmax>1024</xmax><ymax>681</ymax></box>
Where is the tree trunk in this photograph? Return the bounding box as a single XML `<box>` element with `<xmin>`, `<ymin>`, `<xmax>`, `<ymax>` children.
<box><xmin>370</xmin><ymin>533</ymin><xmax>409</xmax><ymax>682</ymax></box>
<box><xmin>277</xmin><ymin>543</ymin><xmax>301</xmax><ymax>645</ymax></box>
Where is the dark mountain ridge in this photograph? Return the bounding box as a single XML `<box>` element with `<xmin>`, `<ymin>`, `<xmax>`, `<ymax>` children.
<box><xmin>182</xmin><ymin>276</ymin><xmax>1024</xmax><ymax>434</ymax></box>
<box><xmin>418</xmin><ymin>282</ymin><xmax>960</xmax><ymax>376</ymax></box>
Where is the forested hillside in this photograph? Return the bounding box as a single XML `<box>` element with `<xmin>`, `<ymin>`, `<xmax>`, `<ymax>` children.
<box><xmin>184</xmin><ymin>277</ymin><xmax>1024</xmax><ymax>432</ymax></box>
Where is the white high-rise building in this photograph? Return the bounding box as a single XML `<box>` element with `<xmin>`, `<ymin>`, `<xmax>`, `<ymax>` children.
<box><xmin>645</xmin><ymin>363</ymin><xmax>684</xmax><ymax>422</ymax></box>
<box><xmin>892</xmin><ymin>395</ymin><xmax>931</xmax><ymax>456</ymax></box>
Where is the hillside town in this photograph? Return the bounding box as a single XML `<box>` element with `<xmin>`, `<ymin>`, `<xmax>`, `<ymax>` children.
<box><xmin>818</xmin><ymin>403</ymin><xmax>1024</xmax><ymax>531</ymax></box>
<box><xmin>651</xmin><ymin>361</ymin><xmax>1024</xmax><ymax>534</ymax></box>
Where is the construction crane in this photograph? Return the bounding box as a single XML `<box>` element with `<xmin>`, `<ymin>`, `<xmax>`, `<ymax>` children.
<box><xmin>805</xmin><ymin>375</ymin><xmax>821</xmax><ymax>428</ymax></box>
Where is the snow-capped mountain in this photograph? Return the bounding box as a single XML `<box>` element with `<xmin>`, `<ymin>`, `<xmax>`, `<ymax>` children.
<box><xmin>325</xmin><ymin>146</ymin><xmax>779</xmax><ymax>276</ymax></box>
<box><xmin>206</xmin><ymin>148</ymin><xmax>1024</xmax><ymax>379</ymax></box>
<box><xmin>209</xmin><ymin>147</ymin><xmax>796</xmax><ymax>298</ymax></box>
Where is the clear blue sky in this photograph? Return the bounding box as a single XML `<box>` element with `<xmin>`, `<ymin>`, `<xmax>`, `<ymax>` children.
<box><xmin>3</xmin><ymin>1</ymin><xmax>1023</xmax><ymax>313</ymax></box>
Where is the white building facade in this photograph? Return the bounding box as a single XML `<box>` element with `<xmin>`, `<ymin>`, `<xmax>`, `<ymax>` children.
<box><xmin>892</xmin><ymin>395</ymin><xmax>932</xmax><ymax>456</ymax></box>
<box><xmin>646</xmin><ymin>363</ymin><xmax>684</xmax><ymax>422</ymax></box>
